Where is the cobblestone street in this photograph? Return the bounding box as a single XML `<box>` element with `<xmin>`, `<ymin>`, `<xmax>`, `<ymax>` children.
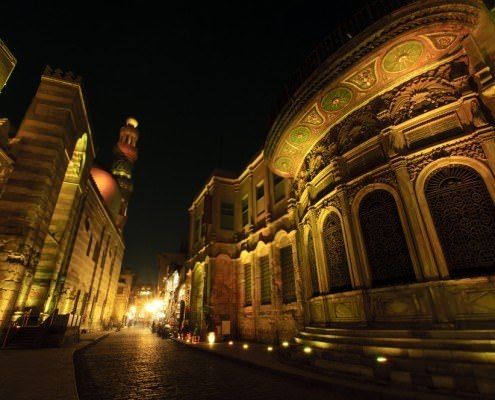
<box><xmin>74</xmin><ymin>328</ymin><xmax>362</xmax><ymax>400</ymax></box>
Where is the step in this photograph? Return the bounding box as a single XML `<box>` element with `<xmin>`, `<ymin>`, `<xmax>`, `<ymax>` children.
<box><xmin>304</xmin><ymin>327</ymin><xmax>495</xmax><ymax>341</ymax></box>
<box><xmin>298</xmin><ymin>331</ymin><xmax>495</xmax><ymax>352</ymax></box>
<box><xmin>285</xmin><ymin>344</ymin><xmax>495</xmax><ymax>396</ymax></box>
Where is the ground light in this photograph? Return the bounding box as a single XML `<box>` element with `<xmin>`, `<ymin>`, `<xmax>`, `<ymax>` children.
<box><xmin>207</xmin><ymin>332</ymin><xmax>215</xmax><ymax>344</ymax></box>
<box><xmin>303</xmin><ymin>346</ymin><xmax>312</xmax><ymax>354</ymax></box>
<box><xmin>243</xmin><ymin>344</ymin><xmax>249</xmax><ymax>349</ymax></box>
<box><xmin>281</xmin><ymin>341</ymin><xmax>289</xmax><ymax>348</ymax></box>
<box><xmin>376</xmin><ymin>356</ymin><xmax>387</xmax><ymax>363</ymax></box>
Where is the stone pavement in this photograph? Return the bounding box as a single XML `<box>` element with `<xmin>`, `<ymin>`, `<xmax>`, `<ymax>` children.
<box><xmin>0</xmin><ymin>330</ymin><xmax>110</xmax><ymax>400</ymax></box>
<box><xmin>173</xmin><ymin>338</ymin><xmax>458</xmax><ymax>400</ymax></box>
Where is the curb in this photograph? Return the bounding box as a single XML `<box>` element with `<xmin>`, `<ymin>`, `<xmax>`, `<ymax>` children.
<box><xmin>170</xmin><ymin>338</ymin><xmax>465</xmax><ymax>400</ymax></box>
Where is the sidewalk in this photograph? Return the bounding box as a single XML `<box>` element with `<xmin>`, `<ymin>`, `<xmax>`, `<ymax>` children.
<box><xmin>172</xmin><ymin>338</ymin><xmax>459</xmax><ymax>400</ymax></box>
<box><xmin>0</xmin><ymin>331</ymin><xmax>110</xmax><ymax>400</ymax></box>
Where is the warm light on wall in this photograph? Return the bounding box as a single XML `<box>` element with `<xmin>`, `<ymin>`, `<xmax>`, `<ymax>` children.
<box><xmin>207</xmin><ymin>332</ymin><xmax>216</xmax><ymax>344</ymax></box>
<box><xmin>376</xmin><ymin>356</ymin><xmax>388</xmax><ymax>363</ymax></box>
<box><xmin>282</xmin><ymin>341</ymin><xmax>289</xmax><ymax>348</ymax></box>
<box><xmin>228</xmin><ymin>341</ymin><xmax>234</xmax><ymax>345</ymax></box>
<box><xmin>243</xmin><ymin>344</ymin><xmax>249</xmax><ymax>349</ymax></box>
<box><xmin>267</xmin><ymin>346</ymin><xmax>273</xmax><ymax>352</ymax></box>
<box><xmin>303</xmin><ymin>346</ymin><xmax>312</xmax><ymax>354</ymax></box>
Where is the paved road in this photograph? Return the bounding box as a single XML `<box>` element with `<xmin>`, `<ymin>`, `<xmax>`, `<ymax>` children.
<box><xmin>74</xmin><ymin>327</ymin><xmax>355</xmax><ymax>400</ymax></box>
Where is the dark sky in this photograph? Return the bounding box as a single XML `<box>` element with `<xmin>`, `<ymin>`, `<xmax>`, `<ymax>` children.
<box><xmin>0</xmin><ymin>1</ymin><xmax>367</xmax><ymax>283</ymax></box>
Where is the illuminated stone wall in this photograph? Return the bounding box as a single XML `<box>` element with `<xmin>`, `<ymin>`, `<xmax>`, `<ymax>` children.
<box><xmin>265</xmin><ymin>0</ymin><xmax>495</xmax><ymax>330</ymax></box>
<box><xmin>187</xmin><ymin>153</ymin><xmax>303</xmax><ymax>342</ymax></box>
<box><xmin>0</xmin><ymin>66</ymin><xmax>128</xmax><ymax>332</ymax></box>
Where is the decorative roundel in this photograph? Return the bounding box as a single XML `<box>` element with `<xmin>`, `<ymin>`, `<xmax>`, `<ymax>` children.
<box><xmin>382</xmin><ymin>40</ymin><xmax>424</xmax><ymax>73</ymax></box>
<box><xmin>274</xmin><ymin>156</ymin><xmax>293</xmax><ymax>173</ymax></box>
<box><xmin>321</xmin><ymin>87</ymin><xmax>353</xmax><ymax>112</ymax></box>
<box><xmin>289</xmin><ymin>126</ymin><xmax>311</xmax><ymax>144</ymax></box>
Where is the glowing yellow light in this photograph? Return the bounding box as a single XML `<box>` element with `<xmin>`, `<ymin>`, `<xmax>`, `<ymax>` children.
<box><xmin>207</xmin><ymin>332</ymin><xmax>216</xmax><ymax>344</ymax></box>
<box><xmin>129</xmin><ymin>305</ymin><xmax>137</xmax><ymax>314</ymax></box>
<box><xmin>376</xmin><ymin>356</ymin><xmax>387</xmax><ymax>363</ymax></box>
<box><xmin>282</xmin><ymin>341</ymin><xmax>289</xmax><ymax>348</ymax></box>
<box><xmin>228</xmin><ymin>341</ymin><xmax>234</xmax><ymax>345</ymax></box>
<box><xmin>303</xmin><ymin>346</ymin><xmax>312</xmax><ymax>354</ymax></box>
<box><xmin>267</xmin><ymin>346</ymin><xmax>273</xmax><ymax>352</ymax></box>
<box><xmin>243</xmin><ymin>344</ymin><xmax>249</xmax><ymax>349</ymax></box>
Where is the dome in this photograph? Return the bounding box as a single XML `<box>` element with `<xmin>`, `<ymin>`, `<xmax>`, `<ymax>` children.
<box><xmin>90</xmin><ymin>167</ymin><xmax>122</xmax><ymax>218</ymax></box>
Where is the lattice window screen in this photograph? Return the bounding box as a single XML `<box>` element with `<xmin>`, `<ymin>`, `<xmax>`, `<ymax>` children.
<box><xmin>307</xmin><ymin>233</ymin><xmax>320</xmax><ymax>296</ymax></box>
<box><xmin>323</xmin><ymin>212</ymin><xmax>352</xmax><ymax>292</ymax></box>
<box><xmin>259</xmin><ymin>255</ymin><xmax>271</xmax><ymax>304</ymax></box>
<box><xmin>425</xmin><ymin>165</ymin><xmax>495</xmax><ymax>276</ymax></box>
<box><xmin>244</xmin><ymin>263</ymin><xmax>252</xmax><ymax>306</ymax></box>
<box><xmin>359</xmin><ymin>189</ymin><xmax>415</xmax><ymax>286</ymax></box>
<box><xmin>280</xmin><ymin>246</ymin><xmax>296</xmax><ymax>303</ymax></box>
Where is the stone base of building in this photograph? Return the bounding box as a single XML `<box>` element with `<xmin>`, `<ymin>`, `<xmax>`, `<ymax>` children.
<box><xmin>287</xmin><ymin>326</ymin><xmax>495</xmax><ymax>397</ymax></box>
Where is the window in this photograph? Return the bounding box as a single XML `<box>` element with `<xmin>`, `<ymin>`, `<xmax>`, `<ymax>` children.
<box><xmin>259</xmin><ymin>255</ymin><xmax>271</xmax><ymax>304</ymax></box>
<box><xmin>323</xmin><ymin>213</ymin><xmax>352</xmax><ymax>293</ymax></box>
<box><xmin>86</xmin><ymin>234</ymin><xmax>93</xmax><ymax>257</ymax></box>
<box><xmin>425</xmin><ymin>165</ymin><xmax>495</xmax><ymax>277</ymax></box>
<box><xmin>244</xmin><ymin>263</ymin><xmax>252</xmax><ymax>306</ymax></box>
<box><xmin>308</xmin><ymin>233</ymin><xmax>319</xmax><ymax>296</ymax></box>
<box><xmin>220</xmin><ymin>202</ymin><xmax>234</xmax><ymax>230</ymax></box>
<box><xmin>359</xmin><ymin>190</ymin><xmax>415</xmax><ymax>286</ymax></box>
<box><xmin>256</xmin><ymin>181</ymin><xmax>265</xmax><ymax>214</ymax></box>
<box><xmin>273</xmin><ymin>173</ymin><xmax>285</xmax><ymax>203</ymax></box>
<box><xmin>280</xmin><ymin>246</ymin><xmax>296</xmax><ymax>303</ymax></box>
<box><xmin>195</xmin><ymin>217</ymin><xmax>201</xmax><ymax>242</ymax></box>
<box><xmin>241</xmin><ymin>195</ymin><xmax>249</xmax><ymax>226</ymax></box>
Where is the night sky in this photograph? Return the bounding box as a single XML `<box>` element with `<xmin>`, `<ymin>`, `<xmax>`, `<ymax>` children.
<box><xmin>0</xmin><ymin>1</ymin><xmax>368</xmax><ymax>283</ymax></box>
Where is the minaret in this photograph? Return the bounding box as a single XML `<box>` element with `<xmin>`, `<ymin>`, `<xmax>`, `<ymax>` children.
<box><xmin>112</xmin><ymin>117</ymin><xmax>139</xmax><ymax>230</ymax></box>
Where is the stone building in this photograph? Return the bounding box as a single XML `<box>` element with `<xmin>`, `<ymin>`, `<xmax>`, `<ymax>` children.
<box><xmin>187</xmin><ymin>153</ymin><xmax>301</xmax><ymax>342</ymax></box>
<box><xmin>0</xmin><ymin>44</ymin><xmax>139</xmax><ymax>335</ymax></box>
<box><xmin>185</xmin><ymin>0</ymin><xmax>495</xmax><ymax>394</ymax></box>
<box><xmin>262</xmin><ymin>0</ymin><xmax>495</xmax><ymax>395</ymax></box>
<box><xmin>111</xmin><ymin>268</ymin><xmax>134</xmax><ymax>326</ymax></box>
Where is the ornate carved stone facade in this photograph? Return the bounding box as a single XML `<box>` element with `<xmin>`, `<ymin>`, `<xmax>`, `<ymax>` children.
<box><xmin>264</xmin><ymin>1</ymin><xmax>495</xmax><ymax>396</ymax></box>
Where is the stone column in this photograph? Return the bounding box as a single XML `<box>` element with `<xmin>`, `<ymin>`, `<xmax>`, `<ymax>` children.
<box><xmin>478</xmin><ymin>129</ymin><xmax>495</xmax><ymax>175</ymax></box>
<box><xmin>390</xmin><ymin>158</ymin><xmax>439</xmax><ymax>279</ymax></box>
<box><xmin>335</xmin><ymin>186</ymin><xmax>365</xmax><ymax>289</ymax></box>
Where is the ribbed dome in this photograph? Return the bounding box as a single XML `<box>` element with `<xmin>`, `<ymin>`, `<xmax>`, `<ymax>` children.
<box><xmin>90</xmin><ymin>167</ymin><xmax>121</xmax><ymax>218</ymax></box>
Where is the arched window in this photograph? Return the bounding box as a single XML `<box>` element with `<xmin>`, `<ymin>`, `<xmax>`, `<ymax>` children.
<box><xmin>425</xmin><ymin>165</ymin><xmax>495</xmax><ymax>276</ymax></box>
<box><xmin>307</xmin><ymin>232</ymin><xmax>320</xmax><ymax>296</ymax></box>
<box><xmin>323</xmin><ymin>212</ymin><xmax>352</xmax><ymax>292</ymax></box>
<box><xmin>359</xmin><ymin>189</ymin><xmax>415</xmax><ymax>286</ymax></box>
<box><xmin>280</xmin><ymin>245</ymin><xmax>296</xmax><ymax>303</ymax></box>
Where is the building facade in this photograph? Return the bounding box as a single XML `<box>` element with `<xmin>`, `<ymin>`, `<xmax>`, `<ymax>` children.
<box><xmin>0</xmin><ymin>43</ymin><xmax>139</xmax><ymax>334</ymax></box>
<box><xmin>185</xmin><ymin>1</ymin><xmax>495</xmax><ymax>395</ymax></box>
<box><xmin>187</xmin><ymin>154</ymin><xmax>302</xmax><ymax>342</ymax></box>
<box><xmin>111</xmin><ymin>268</ymin><xmax>134</xmax><ymax>326</ymax></box>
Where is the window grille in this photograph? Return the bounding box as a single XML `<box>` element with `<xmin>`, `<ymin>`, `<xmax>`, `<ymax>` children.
<box><xmin>244</xmin><ymin>263</ymin><xmax>252</xmax><ymax>306</ymax></box>
<box><xmin>425</xmin><ymin>165</ymin><xmax>495</xmax><ymax>276</ymax></box>
<box><xmin>260</xmin><ymin>255</ymin><xmax>271</xmax><ymax>304</ymax></box>
<box><xmin>307</xmin><ymin>233</ymin><xmax>320</xmax><ymax>296</ymax></box>
<box><xmin>359</xmin><ymin>189</ymin><xmax>415</xmax><ymax>286</ymax></box>
<box><xmin>323</xmin><ymin>212</ymin><xmax>352</xmax><ymax>292</ymax></box>
<box><xmin>280</xmin><ymin>246</ymin><xmax>296</xmax><ymax>303</ymax></box>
